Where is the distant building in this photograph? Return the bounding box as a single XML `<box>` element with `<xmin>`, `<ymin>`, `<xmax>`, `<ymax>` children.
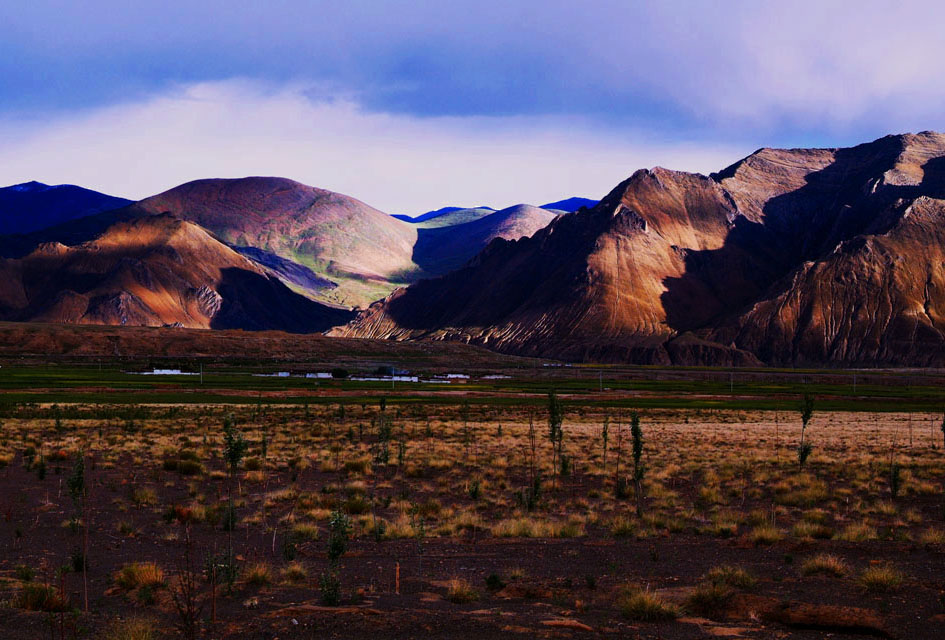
<box><xmin>138</xmin><ymin>368</ymin><xmax>196</xmax><ymax>376</ymax></box>
<box><xmin>350</xmin><ymin>375</ymin><xmax>418</xmax><ymax>383</ymax></box>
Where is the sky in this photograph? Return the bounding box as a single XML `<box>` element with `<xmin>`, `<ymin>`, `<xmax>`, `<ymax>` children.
<box><xmin>1</xmin><ymin>0</ymin><xmax>943</xmax><ymax>214</ymax></box>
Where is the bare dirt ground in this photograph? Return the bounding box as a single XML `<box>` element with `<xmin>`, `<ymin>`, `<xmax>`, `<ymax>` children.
<box><xmin>0</xmin><ymin>403</ymin><xmax>943</xmax><ymax>639</ymax></box>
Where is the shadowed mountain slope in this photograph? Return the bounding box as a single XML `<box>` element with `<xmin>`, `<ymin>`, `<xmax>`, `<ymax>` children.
<box><xmin>335</xmin><ymin>132</ymin><xmax>945</xmax><ymax>366</ymax></box>
<box><xmin>411</xmin><ymin>204</ymin><xmax>557</xmax><ymax>274</ymax></box>
<box><xmin>0</xmin><ymin>214</ymin><xmax>353</xmax><ymax>332</ymax></box>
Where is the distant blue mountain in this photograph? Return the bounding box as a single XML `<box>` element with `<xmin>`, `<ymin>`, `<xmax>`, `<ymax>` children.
<box><xmin>0</xmin><ymin>181</ymin><xmax>132</xmax><ymax>235</ymax></box>
<box><xmin>394</xmin><ymin>205</ymin><xmax>495</xmax><ymax>224</ymax></box>
<box><xmin>540</xmin><ymin>197</ymin><xmax>598</xmax><ymax>212</ymax></box>
<box><xmin>397</xmin><ymin>198</ymin><xmax>598</xmax><ymax>224</ymax></box>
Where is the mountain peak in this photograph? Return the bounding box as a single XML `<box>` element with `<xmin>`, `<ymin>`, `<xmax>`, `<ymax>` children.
<box><xmin>337</xmin><ymin>131</ymin><xmax>945</xmax><ymax>367</ymax></box>
<box><xmin>6</xmin><ymin>180</ymin><xmax>50</xmax><ymax>192</ymax></box>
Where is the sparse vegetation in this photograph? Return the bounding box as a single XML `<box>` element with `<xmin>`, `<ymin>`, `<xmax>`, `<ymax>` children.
<box><xmin>0</xmin><ymin>368</ymin><xmax>940</xmax><ymax>637</ymax></box>
<box><xmin>801</xmin><ymin>553</ymin><xmax>850</xmax><ymax>577</ymax></box>
<box><xmin>446</xmin><ymin>577</ymin><xmax>479</xmax><ymax>603</ymax></box>
<box><xmin>858</xmin><ymin>564</ymin><xmax>904</xmax><ymax>591</ymax></box>
<box><xmin>618</xmin><ymin>584</ymin><xmax>679</xmax><ymax>621</ymax></box>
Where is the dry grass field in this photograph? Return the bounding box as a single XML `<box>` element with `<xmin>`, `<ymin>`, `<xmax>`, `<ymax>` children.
<box><xmin>0</xmin><ymin>398</ymin><xmax>943</xmax><ymax>638</ymax></box>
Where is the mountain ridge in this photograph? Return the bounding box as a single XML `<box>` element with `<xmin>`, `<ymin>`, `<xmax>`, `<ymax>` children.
<box><xmin>0</xmin><ymin>181</ymin><xmax>132</xmax><ymax>235</ymax></box>
<box><xmin>334</xmin><ymin>131</ymin><xmax>945</xmax><ymax>367</ymax></box>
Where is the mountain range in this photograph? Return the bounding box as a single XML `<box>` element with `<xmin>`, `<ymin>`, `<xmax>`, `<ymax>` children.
<box><xmin>336</xmin><ymin>132</ymin><xmax>945</xmax><ymax>367</ymax></box>
<box><xmin>4</xmin><ymin>131</ymin><xmax>945</xmax><ymax>367</ymax></box>
<box><xmin>0</xmin><ymin>177</ymin><xmax>560</xmax><ymax>309</ymax></box>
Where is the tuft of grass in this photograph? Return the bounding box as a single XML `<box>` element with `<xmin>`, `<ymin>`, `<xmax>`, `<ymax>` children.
<box><xmin>618</xmin><ymin>585</ymin><xmax>680</xmax><ymax>621</ymax></box>
<box><xmin>920</xmin><ymin>528</ymin><xmax>945</xmax><ymax>545</ymax></box>
<box><xmin>610</xmin><ymin>516</ymin><xmax>637</xmax><ymax>538</ymax></box>
<box><xmin>748</xmin><ymin>524</ymin><xmax>783</xmax><ymax>545</ymax></box>
<box><xmin>491</xmin><ymin>517</ymin><xmax>583</xmax><ymax>538</ymax></box>
<box><xmin>343</xmin><ymin>457</ymin><xmax>371</xmax><ymax>474</ymax></box>
<box><xmin>858</xmin><ymin>564</ymin><xmax>903</xmax><ymax>592</ymax></box>
<box><xmin>704</xmin><ymin>565</ymin><xmax>756</xmax><ymax>589</ymax></box>
<box><xmin>685</xmin><ymin>582</ymin><xmax>732</xmax><ymax>617</ymax></box>
<box><xmin>244</xmin><ymin>470</ymin><xmax>266</xmax><ymax>483</ymax></box>
<box><xmin>800</xmin><ymin>554</ymin><xmax>849</xmax><ymax>577</ymax></box>
<box><xmin>282</xmin><ymin>562</ymin><xmax>308</xmax><ymax>583</ymax></box>
<box><xmin>291</xmin><ymin>522</ymin><xmax>320</xmax><ymax>541</ymax></box>
<box><xmin>446</xmin><ymin>578</ymin><xmax>479</xmax><ymax>603</ymax></box>
<box><xmin>446</xmin><ymin>578</ymin><xmax>479</xmax><ymax>604</ymax></box>
<box><xmin>791</xmin><ymin>521</ymin><xmax>834</xmax><ymax>540</ymax></box>
<box><xmin>116</xmin><ymin>563</ymin><xmax>165</xmax><ymax>590</ymax></box>
<box><xmin>244</xmin><ymin>563</ymin><xmax>273</xmax><ymax>587</ymax></box>
<box><xmin>837</xmin><ymin>522</ymin><xmax>878</xmax><ymax>542</ymax></box>
<box><xmin>103</xmin><ymin>617</ymin><xmax>160</xmax><ymax>640</ymax></box>
<box><xmin>131</xmin><ymin>488</ymin><xmax>158</xmax><ymax>507</ymax></box>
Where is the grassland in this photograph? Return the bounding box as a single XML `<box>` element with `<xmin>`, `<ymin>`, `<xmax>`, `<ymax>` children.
<box><xmin>0</xmin><ymin>361</ymin><xmax>943</xmax><ymax>638</ymax></box>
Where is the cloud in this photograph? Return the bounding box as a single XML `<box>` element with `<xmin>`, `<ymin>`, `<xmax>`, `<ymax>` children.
<box><xmin>0</xmin><ymin>80</ymin><xmax>741</xmax><ymax>213</ymax></box>
<box><xmin>1</xmin><ymin>1</ymin><xmax>944</xmax><ymax>143</ymax></box>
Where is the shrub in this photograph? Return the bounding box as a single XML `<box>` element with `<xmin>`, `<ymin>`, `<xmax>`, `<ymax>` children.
<box><xmin>858</xmin><ymin>565</ymin><xmax>903</xmax><ymax>592</ymax></box>
<box><xmin>327</xmin><ymin>511</ymin><xmax>352</xmax><ymax>562</ymax></box>
<box><xmin>319</xmin><ymin>570</ymin><xmax>341</xmax><ymax>606</ymax></box>
<box><xmin>485</xmin><ymin>573</ymin><xmax>505</xmax><ymax>591</ymax></box>
<box><xmin>446</xmin><ymin>578</ymin><xmax>479</xmax><ymax>603</ymax></box>
<box><xmin>618</xmin><ymin>585</ymin><xmax>679</xmax><ymax>621</ymax></box>
<box><xmin>801</xmin><ymin>554</ymin><xmax>849</xmax><ymax>577</ymax></box>
<box><xmin>176</xmin><ymin>460</ymin><xmax>203</xmax><ymax>476</ymax></box>
<box><xmin>14</xmin><ymin>583</ymin><xmax>69</xmax><ymax>611</ymax></box>
<box><xmin>116</xmin><ymin>562</ymin><xmax>165</xmax><ymax>590</ymax></box>
<box><xmin>244</xmin><ymin>457</ymin><xmax>263</xmax><ymax>471</ymax></box>
<box><xmin>14</xmin><ymin>565</ymin><xmax>35</xmax><ymax>582</ymax></box>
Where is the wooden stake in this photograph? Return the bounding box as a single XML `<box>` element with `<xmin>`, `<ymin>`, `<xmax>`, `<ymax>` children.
<box><xmin>395</xmin><ymin>562</ymin><xmax>400</xmax><ymax>595</ymax></box>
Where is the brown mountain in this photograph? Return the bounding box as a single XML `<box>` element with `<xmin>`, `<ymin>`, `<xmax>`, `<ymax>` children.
<box><xmin>131</xmin><ymin>177</ymin><xmax>419</xmax><ymax>307</ymax></box>
<box><xmin>124</xmin><ymin>177</ymin><xmax>557</xmax><ymax>308</ymax></box>
<box><xmin>335</xmin><ymin>132</ymin><xmax>945</xmax><ymax>366</ymax></box>
<box><xmin>0</xmin><ymin>213</ymin><xmax>353</xmax><ymax>332</ymax></box>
